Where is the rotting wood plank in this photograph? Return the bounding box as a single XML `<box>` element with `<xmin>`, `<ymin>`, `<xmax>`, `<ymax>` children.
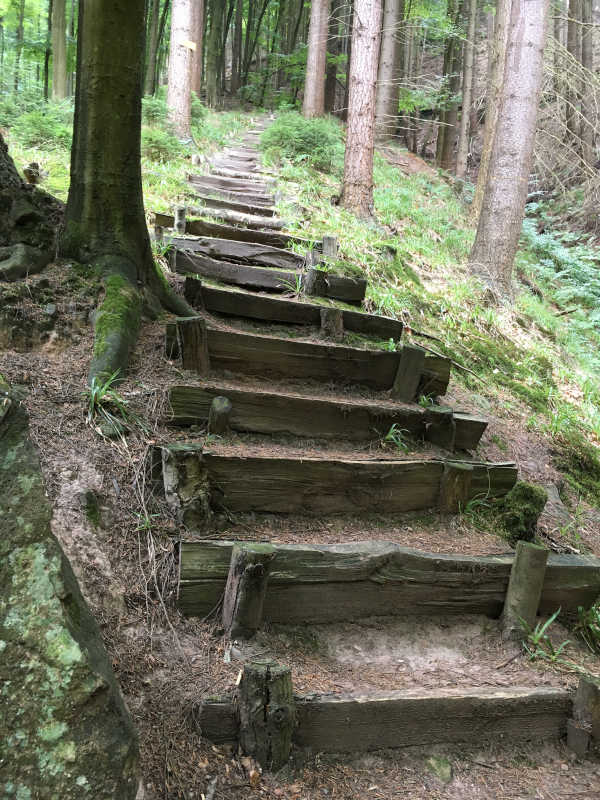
<box><xmin>197</xmin><ymin>686</ymin><xmax>571</xmax><ymax>749</ymax></box>
<box><xmin>167</xmin><ymin>384</ymin><xmax>487</xmax><ymax>450</ymax></box>
<box><xmin>171</xmin><ymin>237</ymin><xmax>304</xmax><ymax>270</ymax></box>
<box><xmin>304</xmin><ymin>267</ymin><xmax>367</xmax><ymax>305</ymax></box>
<box><xmin>189</xmin><ymin>204</ymin><xmax>287</xmax><ymax>230</ymax></box>
<box><xmin>203</xmin><ymin>328</ymin><xmax>450</xmax><ymax>395</ymax></box>
<box><xmin>152</xmin><ymin>212</ymin><xmax>322</xmax><ymax>250</ymax></box>
<box><xmin>175</xmin><ymin>250</ymin><xmax>297</xmax><ymax>292</ymax></box>
<box><xmin>178</xmin><ymin>541</ymin><xmax>600</xmax><ymax>620</ymax></box>
<box><xmin>188</xmin><ymin>173</ymin><xmax>272</xmax><ymax>195</ymax></box>
<box><xmin>192</xmin><ymin>193</ymin><xmax>276</xmax><ymax>217</ymax></box>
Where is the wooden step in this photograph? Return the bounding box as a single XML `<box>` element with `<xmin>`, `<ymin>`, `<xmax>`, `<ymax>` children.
<box><xmin>188</xmin><ymin>173</ymin><xmax>271</xmax><ymax>195</ymax></box>
<box><xmin>178</xmin><ymin>540</ymin><xmax>600</xmax><ymax>620</ymax></box>
<box><xmin>190</xmin><ymin>204</ymin><xmax>287</xmax><ymax>230</ymax></box>
<box><xmin>159</xmin><ymin>445</ymin><xmax>517</xmax><ymax>520</ymax></box>
<box><xmin>153</xmin><ymin>212</ymin><xmax>322</xmax><ymax>251</ymax></box>
<box><xmin>198</xmin><ymin>686</ymin><xmax>571</xmax><ymax>750</ymax></box>
<box><xmin>210</xmin><ymin>165</ymin><xmax>267</xmax><ymax>180</ymax></box>
<box><xmin>170</xmin><ymin>237</ymin><xmax>303</xmax><ymax>270</ymax></box>
<box><xmin>186</xmin><ymin>279</ymin><xmax>402</xmax><ymax>340</ymax></box>
<box><xmin>192</xmin><ymin>193</ymin><xmax>276</xmax><ymax>218</ymax></box>
<box><xmin>167</xmin><ymin>384</ymin><xmax>487</xmax><ymax>450</ymax></box>
<box><xmin>176</xmin><ymin>252</ymin><xmax>367</xmax><ymax>305</ymax></box>
<box><xmin>201</xmin><ymin>328</ymin><xmax>449</xmax><ymax>395</ymax></box>
<box><xmin>189</xmin><ymin>180</ymin><xmax>274</xmax><ymax>207</ymax></box>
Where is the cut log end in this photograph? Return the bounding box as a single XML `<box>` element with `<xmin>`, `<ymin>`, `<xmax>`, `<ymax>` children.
<box><xmin>222</xmin><ymin>544</ymin><xmax>274</xmax><ymax>639</ymax></box>
<box><xmin>208</xmin><ymin>396</ymin><xmax>232</xmax><ymax>435</ymax></box>
<box><xmin>176</xmin><ymin>317</ymin><xmax>210</xmax><ymax>375</ymax></box>
<box><xmin>320</xmin><ymin>307</ymin><xmax>344</xmax><ymax>342</ymax></box>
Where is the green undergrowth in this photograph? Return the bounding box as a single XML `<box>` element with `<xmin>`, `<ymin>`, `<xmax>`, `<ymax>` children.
<box><xmin>261</xmin><ymin>120</ymin><xmax>600</xmax><ymax>506</ymax></box>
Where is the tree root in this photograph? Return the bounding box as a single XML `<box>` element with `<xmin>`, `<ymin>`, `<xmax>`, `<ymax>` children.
<box><xmin>0</xmin><ymin>243</ymin><xmax>52</xmax><ymax>281</ymax></box>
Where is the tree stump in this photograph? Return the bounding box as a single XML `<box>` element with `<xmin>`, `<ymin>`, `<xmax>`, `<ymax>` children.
<box><xmin>184</xmin><ymin>276</ymin><xmax>205</xmax><ymax>310</ymax></box>
<box><xmin>573</xmin><ymin>675</ymin><xmax>600</xmax><ymax>741</ymax></box>
<box><xmin>303</xmin><ymin>266</ymin><xmax>322</xmax><ymax>295</ymax></box>
<box><xmin>176</xmin><ymin>316</ymin><xmax>210</xmax><ymax>375</ymax></box>
<box><xmin>174</xmin><ymin>205</ymin><xmax>187</xmax><ymax>234</ymax></box>
<box><xmin>322</xmin><ymin>235</ymin><xmax>338</xmax><ymax>261</ymax></box>
<box><xmin>501</xmin><ymin>541</ymin><xmax>548</xmax><ymax>641</ymax></box>
<box><xmin>223</xmin><ymin>543</ymin><xmax>274</xmax><ymax>639</ymax></box>
<box><xmin>425</xmin><ymin>407</ymin><xmax>456</xmax><ymax>451</ymax></box>
<box><xmin>237</xmin><ymin>660</ymin><xmax>295</xmax><ymax>772</ymax></box>
<box><xmin>320</xmin><ymin>307</ymin><xmax>344</xmax><ymax>342</ymax></box>
<box><xmin>439</xmin><ymin>462</ymin><xmax>473</xmax><ymax>514</ymax></box>
<box><xmin>391</xmin><ymin>344</ymin><xmax>426</xmax><ymax>402</ymax></box>
<box><xmin>208</xmin><ymin>396</ymin><xmax>232</xmax><ymax>435</ymax></box>
<box><xmin>165</xmin><ymin>322</ymin><xmax>179</xmax><ymax>359</ymax></box>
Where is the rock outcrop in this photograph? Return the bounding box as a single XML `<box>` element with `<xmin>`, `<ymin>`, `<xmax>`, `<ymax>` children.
<box><xmin>0</xmin><ymin>375</ymin><xmax>139</xmax><ymax>799</ymax></box>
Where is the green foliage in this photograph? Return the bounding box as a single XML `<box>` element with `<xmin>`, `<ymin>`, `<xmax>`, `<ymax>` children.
<box><xmin>10</xmin><ymin>102</ymin><xmax>73</xmax><ymax>149</ymax></box>
<box><xmin>383</xmin><ymin>424</ymin><xmax>411</xmax><ymax>454</ymax></box>
<box><xmin>260</xmin><ymin>112</ymin><xmax>344</xmax><ymax>173</ymax></box>
<box><xmin>84</xmin><ymin>370</ymin><xmax>130</xmax><ymax>435</ymax></box>
<box><xmin>521</xmin><ymin>608</ymin><xmax>572</xmax><ymax>664</ymax></box>
<box><xmin>191</xmin><ymin>95</ymin><xmax>208</xmax><ymax>124</ymax></box>
<box><xmin>141</xmin><ymin>126</ymin><xmax>182</xmax><ymax>162</ymax></box>
<box><xmin>142</xmin><ymin>95</ymin><xmax>168</xmax><ymax>124</ymax></box>
<box><xmin>574</xmin><ymin>603</ymin><xmax>600</xmax><ymax>655</ymax></box>
<box><xmin>498</xmin><ymin>482</ymin><xmax>548</xmax><ymax>547</ymax></box>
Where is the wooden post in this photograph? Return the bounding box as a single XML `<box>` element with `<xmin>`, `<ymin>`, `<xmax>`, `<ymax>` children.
<box><xmin>154</xmin><ymin>224</ymin><xmax>164</xmax><ymax>242</ymax></box>
<box><xmin>322</xmin><ymin>235</ymin><xmax>338</xmax><ymax>261</ymax></box>
<box><xmin>439</xmin><ymin>462</ymin><xmax>473</xmax><ymax>514</ymax></box>
<box><xmin>222</xmin><ymin>543</ymin><xmax>274</xmax><ymax>639</ymax></box>
<box><xmin>191</xmin><ymin>153</ymin><xmax>202</xmax><ymax>166</ymax></box>
<box><xmin>502</xmin><ymin>542</ymin><xmax>548</xmax><ymax>641</ymax></box>
<box><xmin>425</xmin><ymin>407</ymin><xmax>456</xmax><ymax>451</ymax></box>
<box><xmin>165</xmin><ymin>322</ymin><xmax>179</xmax><ymax>359</ymax></box>
<box><xmin>391</xmin><ymin>344</ymin><xmax>426</xmax><ymax>402</ymax></box>
<box><xmin>238</xmin><ymin>660</ymin><xmax>294</xmax><ymax>771</ymax></box>
<box><xmin>320</xmin><ymin>308</ymin><xmax>344</xmax><ymax>342</ymax></box>
<box><xmin>574</xmin><ymin>676</ymin><xmax>600</xmax><ymax>739</ymax></box>
<box><xmin>208</xmin><ymin>396</ymin><xmax>232</xmax><ymax>435</ymax></box>
<box><xmin>174</xmin><ymin>205</ymin><xmax>187</xmax><ymax>234</ymax></box>
<box><xmin>176</xmin><ymin>317</ymin><xmax>210</xmax><ymax>375</ymax></box>
<box><xmin>184</xmin><ymin>276</ymin><xmax>205</xmax><ymax>309</ymax></box>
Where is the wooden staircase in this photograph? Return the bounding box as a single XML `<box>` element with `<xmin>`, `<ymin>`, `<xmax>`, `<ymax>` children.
<box><xmin>151</xmin><ymin>119</ymin><xmax>600</xmax><ymax>767</ymax></box>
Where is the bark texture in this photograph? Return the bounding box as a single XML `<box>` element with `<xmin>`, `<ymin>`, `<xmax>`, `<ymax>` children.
<box><xmin>144</xmin><ymin>0</ymin><xmax>161</xmax><ymax>94</ymax></box>
<box><xmin>566</xmin><ymin>0</ymin><xmax>582</xmax><ymax>140</ymax></box>
<box><xmin>206</xmin><ymin>0</ymin><xmax>225</xmax><ymax>107</ymax></box>
<box><xmin>167</xmin><ymin>0</ymin><xmax>193</xmax><ymax>136</ymax></box>
<box><xmin>456</xmin><ymin>0</ymin><xmax>477</xmax><ymax>179</ymax></box>
<box><xmin>191</xmin><ymin>0</ymin><xmax>205</xmax><ymax>96</ymax></box>
<box><xmin>340</xmin><ymin>0</ymin><xmax>383</xmax><ymax>217</ymax></box>
<box><xmin>375</xmin><ymin>0</ymin><xmax>403</xmax><ymax>140</ymax></box>
<box><xmin>581</xmin><ymin>0</ymin><xmax>594</xmax><ymax>166</ymax></box>
<box><xmin>302</xmin><ymin>0</ymin><xmax>330</xmax><ymax>118</ymax></box>
<box><xmin>51</xmin><ymin>0</ymin><xmax>68</xmax><ymax>100</ymax></box>
<box><xmin>468</xmin><ymin>0</ymin><xmax>550</xmax><ymax>299</ymax></box>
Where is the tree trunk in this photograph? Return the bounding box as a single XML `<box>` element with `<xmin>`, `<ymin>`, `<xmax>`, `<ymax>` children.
<box><xmin>341</xmin><ymin>1</ymin><xmax>354</xmax><ymax>122</ymax></box>
<box><xmin>566</xmin><ymin>0</ymin><xmax>581</xmax><ymax>140</ymax></box>
<box><xmin>324</xmin><ymin>0</ymin><xmax>343</xmax><ymax>113</ymax></box>
<box><xmin>191</xmin><ymin>0</ymin><xmax>205</xmax><ymax>96</ymax></box>
<box><xmin>580</xmin><ymin>0</ymin><xmax>594</xmax><ymax>166</ymax></box>
<box><xmin>44</xmin><ymin>0</ymin><xmax>54</xmax><ymax>101</ymax></box>
<box><xmin>468</xmin><ymin>0</ymin><xmax>550</xmax><ymax>300</ymax></box>
<box><xmin>340</xmin><ymin>0</ymin><xmax>383</xmax><ymax>217</ymax></box>
<box><xmin>470</xmin><ymin>0</ymin><xmax>511</xmax><ymax>223</ymax></box>
<box><xmin>167</xmin><ymin>0</ymin><xmax>193</xmax><ymax>136</ymax></box>
<box><xmin>231</xmin><ymin>0</ymin><xmax>243</xmax><ymax>93</ymax></box>
<box><xmin>206</xmin><ymin>0</ymin><xmax>224</xmax><ymax>107</ymax></box>
<box><xmin>456</xmin><ymin>0</ymin><xmax>477</xmax><ymax>179</ymax></box>
<box><xmin>375</xmin><ymin>0</ymin><xmax>403</xmax><ymax>140</ymax></box>
<box><xmin>51</xmin><ymin>0</ymin><xmax>68</xmax><ymax>99</ymax></box>
<box><xmin>144</xmin><ymin>0</ymin><xmax>161</xmax><ymax>95</ymax></box>
<box><xmin>60</xmin><ymin>0</ymin><xmax>192</xmax><ymax>383</ymax></box>
<box><xmin>554</xmin><ymin>0</ymin><xmax>564</xmax><ymax>98</ymax></box>
<box><xmin>436</xmin><ymin>0</ymin><xmax>463</xmax><ymax>171</ymax></box>
<box><xmin>303</xmin><ymin>0</ymin><xmax>330</xmax><ymax>117</ymax></box>
<box><xmin>14</xmin><ymin>0</ymin><xmax>25</xmax><ymax>94</ymax></box>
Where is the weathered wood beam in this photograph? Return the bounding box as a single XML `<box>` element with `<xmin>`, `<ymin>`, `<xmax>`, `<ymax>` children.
<box><xmin>222</xmin><ymin>544</ymin><xmax>274</xmax><ymax>638</ymax></box>
<box><xmin>176</xmin><ymin>317</ymin><xmax>210</xmax><ymax>375</ymax></box>
<box><xmin>172</xmin><ymin>237</ymin><xmax>303</xmax><ymax>270</ymax></box>
<box><xmin>207</xmin><ymin>396</ymin><xmax>232</xmax><ymax>435</ymax></box>
<box><xmin>502</xmin><ymin>541</ymin><xmax>549</xmax><ymax>641</ymax></box>
<box><xmin>304</xmin><ymin>266</ymin><xmax>367</xmax><ymax>306</ymax></box>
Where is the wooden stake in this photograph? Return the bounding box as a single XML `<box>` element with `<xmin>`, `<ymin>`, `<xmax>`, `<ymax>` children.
<box><xmin>322</xmin><ymin>235</ymin><xmax>338</xmax><ymax>260</ymax></box>
<box><xmin>208</xmin><ymin>396</ymin><xmax>232</xmax><ymax>435</ymax></box>
<box><xmin>176</xmin><ymin>317</ymin><xmax>210</xmax><ymax>375</ymax></box>
<box><xmin>439</xmin><ymin>462</ymin><xmax>473</xmax><ymax>514</ymax></box>
<box><xmin>222</xmin><ymin>543</ymin><xmax>274</xmax><ymax>639</ymax></box>
<box><xmin>154</xmin><ymin>224</ymin><xmax>164</xmax><ymax>242</ymax></box>
<box><xmin>165</xmin><ymin>322</ymin><xmax>179</xmax><ymax>360</ymax></box>
<box><xmin>502</xmin><ymin>541</ymin><xmax>548</xmax><ymax>641</ymax></box>
<box><xmin>174</xmin><ymin>205</ymin><xmax>187</xmax><ymax>234</ymax></box>
<box><xmin>320</xmin><ymin>307</ymin><xmax>344</xmax><ymax>342</ymax></box>
<box><xmin>425</xmin><ymin>407</ymin><xmax>456</xmax><ymax>451</ymax></box>
<box><xmin>391</xmin><ymin>344</ymin><xmax>426</xmax><ymax>401</ymax></box>
<box><xmin>238</xmin><ymin>660</ymin><xmax>294</xmax><ymax>771</ymax></box>
<box><xmin>184</xmin><ymin>276</ymin><xmax>205</xmax><ymax>309</ymax></box>
<box><xmin>573</xmin><ymin>675</ymin><xmax>600</xmax><ymax>740</ymax></box>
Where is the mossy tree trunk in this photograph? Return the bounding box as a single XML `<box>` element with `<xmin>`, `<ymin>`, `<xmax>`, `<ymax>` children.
<box><xmin>60</xmin><ymin>0</ymin><xmax>192</xmax><ymax>384</ymax></box>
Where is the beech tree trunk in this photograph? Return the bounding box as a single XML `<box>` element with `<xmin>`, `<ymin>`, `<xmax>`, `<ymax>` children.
<box><xmin>303</xmin><ymin>0</ymin><xmax>330</xmax><ymax>118</ymax></box>
<box><xmin>468</xmin><ymin>0</ymin><xmax>550</xmax><ymax>300</ymax></box>
<box><xmin>375</xmin><ymin>0</ymin><xmax>403</xmax><ymax>140</ymax></box>
<box><xmin>470</xmin><ymin>0</ymin><xmax>510</xmax><ymax>223</ymax></box>
<box><xmin>167</xmin><ymin>0</ymin><xmax>193</xmax><ymax>137</ymax></box>
<box><xmin>51</xmin><ymin>0</ymin><xmax>68</xmax><ymax>99</ymax></box>
<box><xmin>456</xmin><ymin>0</ymin><xmax>477</xmax><ymax>179</ymax></box>
<box><xmin>144</xmin><ymin>0</ymin><xmax>161</xmax><ymax>95</ymax></box>
<box><xmin>340</xmin><ymin>0</ymin><xmax>383</xmax><ymax>217</ymax></box>
<box><xmin>60</xmin><ymin>0</ymin><xmax>191</xmax><ymax>382</ymax></box>
<box><xmin>580</xmin><ymin>0</ymin><xmax>594</xmax><ymax>166</ymax></box>
<box><xmin>191</xmin><ymin>0</ymin><xmax>205</xmax><ymax>96</ymax></box>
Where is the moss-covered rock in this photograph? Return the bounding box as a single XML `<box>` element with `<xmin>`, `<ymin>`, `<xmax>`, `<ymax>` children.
<box><xmin>499</xmin><ymin>481</ymin><xmax>548</xmax><ymax>547</ymax></box>
<box><xmin>0</xmin><ymin>378</ymin><xmax>139</xmax><ymax>799</ymax></box>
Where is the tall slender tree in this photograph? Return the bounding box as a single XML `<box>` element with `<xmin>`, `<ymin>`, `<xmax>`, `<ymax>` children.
<box><xmin>456</xmin><ymin>0</ymin><xmax>477</xmax><ymax>179</ymax></box>
<box><xmin>144</xmin><ymin>0</ymin><xmax>161</xmax><ymax>95</ymax></box>
<box><xmin>468</xmin><ymin>0</ymin><xmax>550</xmax><ymax>299</ymax></box>
<box><xmin>436</xmin><ymin>0</ymin><xmax>464</xmax><ymax>171</ymax></box>
<box><xmin>13</xmin><ymin>0</ymin><xmax>25</xmax><ymax>93</ymax></box>
<box><xmin>60</xmin><ymin>0</ymin><xmax>191</xmax><ymax>382</ymax></box>
<box><xmin>303</xmin><ymin>0</ymin><xmax>330</xmax><ymax>118</ymax></box>
<box><xmin>206</xmin><ymin>0</ymin><xmax>225</xmax><ymax>107</ymax></box>
<box><xmin>191</xmin><ymin>0</ymin><xmax>205</xmax><ymax>96</ymax></box>
<box><xmin>167</xmin><ymin>0</ymin><xmax>193</xmax><ymax>136</ymax></box>
<box><xmin>324</xmin><ymin>0</ymin><xmax>343</xmax><ymax>113</ymax></box>
<box><xmin>566</xmin><ymin>0</ymin><xmax>582</xmax><ymax>140</ymax></box>
<box><xmin>580</xmin><ymin>0</ymin><xmax>594</xmax><ymax>166</ymax></box>
<box><xmin>52</xmin><ymin>0</ymin><xmax>68</xmax><ymax>99</ymax></box>
<box><xmin>375</xmin><ymin>0</ymin><xmax>403</xmax><ymax>140</ymax></box>
<box><xmin>340</xmin><ymin>0</ymin><xmax>383</xmax><ymax>217</ymax></box>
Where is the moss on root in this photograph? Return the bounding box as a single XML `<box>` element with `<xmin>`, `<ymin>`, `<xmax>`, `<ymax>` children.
<box><xmin>89</xmin><ymin>274</ymin><xmax>142</xmax><ymax>384</ymax></box>
<box><xmin>552</xmin><ymin>429</ymin><xmax>600</xmax><ymax>504</ymax></box>
<box><xmin>498</xmin><ymin>482</ymin><xmax>548</xmax><ymax>547</ymax></box>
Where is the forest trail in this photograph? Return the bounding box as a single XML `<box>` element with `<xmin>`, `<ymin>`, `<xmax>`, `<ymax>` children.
<box><xmin>151</xmin><ymin>121</ymin><xmax>600</xmax><ymax>783</ymax></box>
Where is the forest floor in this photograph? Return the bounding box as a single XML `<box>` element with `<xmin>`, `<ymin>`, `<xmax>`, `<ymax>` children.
<box><xmin>2</xmin><ymin>106</ymin><xmax>600</xmax><ymax>798</ymax></box>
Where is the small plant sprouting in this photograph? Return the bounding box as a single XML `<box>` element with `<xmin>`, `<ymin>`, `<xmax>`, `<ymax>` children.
<box><xmin>384</xmin><ymin>424</ymin><xmax>411</xmax><ymax>454</ymax></box>
<box><xmin>520</xmin><ymin>608</ymin><xmax>571</xmax><ymax>664</ymax></box>
<box><xmin>574</xmin><ymin>603</ymin><xmax>600</xmax><ymax>655</ymax></box>
<box><xmin>418</xmin><ymin>394</ymin><xmax>436</xmax><ymax>409</ymax></box>
<box><xmin>278</xmin><ymin>273</ymin><xmax>304</xmax><ymax>298</ymax></box>
<box><xmin>85</xmin><ymin>371</ymin><xmax>130</xmax><ymax>436</ymax></box>
<box><xmin>386</xmin><ymin>338</ymin><xmax>397</xmax><ymax>352</ymax></box>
